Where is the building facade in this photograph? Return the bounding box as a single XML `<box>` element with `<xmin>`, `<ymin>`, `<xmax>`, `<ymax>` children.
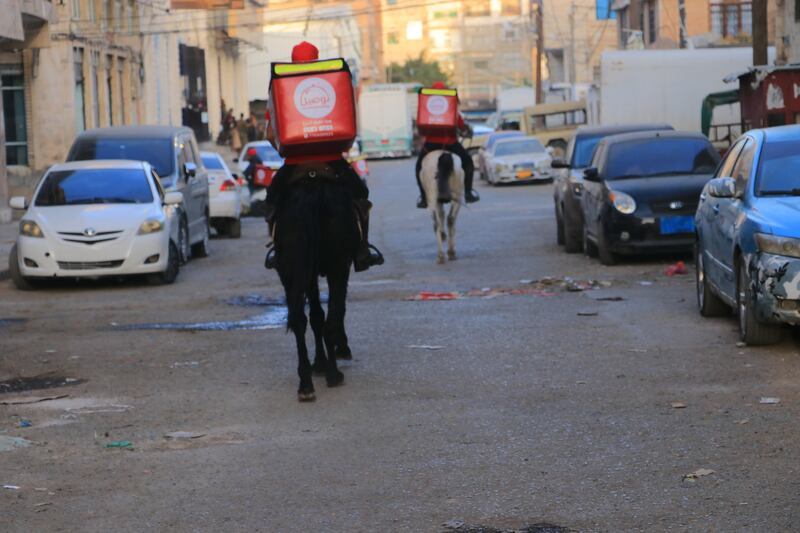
<box><xmin>775</xmin><ymin>0</ymin><xmax>800</xmax><ymax>63</ymax></box>
<box><xmin>0</xmin><ymin>0</ymin><xmax>257</xmax><ymax>216</ymax></box>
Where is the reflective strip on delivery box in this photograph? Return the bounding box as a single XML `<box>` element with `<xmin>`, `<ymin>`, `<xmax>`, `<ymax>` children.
<box><xmin>416</xmin><ymin>87</ymin><xmax>458</xmax><ymax>137</ymax></box>
<box><xmin>268</xmin><ymin>58</ymin><xmax>356</xmax><ymax>158</ymax></box>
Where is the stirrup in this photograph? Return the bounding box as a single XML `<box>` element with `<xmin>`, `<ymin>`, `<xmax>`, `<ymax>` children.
<box><xmin>368</xmin><ymin>244</ymin><xmax>384</xmax><ymax>266</ymax></box>
<box><xmin>417</xmin><ymin>196</ymin><xmax>428</xmax><ymax>209</ymax></box>
<box><xmin>264</xmin><ymin>244</ymin><xmax>277</xmax><ymax>270</ymax></box>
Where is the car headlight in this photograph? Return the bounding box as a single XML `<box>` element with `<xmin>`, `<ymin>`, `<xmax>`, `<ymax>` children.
<box><xmin>609</xmin><ymin>191</ymin><xmax>636</xmax><ymax>215</ymax></box>
<box><xmin>138</xmin><ymin>218</ymin><xmax>164</xmax><ymax>235</ymax></box>
<box><xmin>20</xmin><ymin>220</ymin><xmax>43</xmax><ymax>238</ymax></box>
<box><xmin>755</xmin><ymin>233</ymin><xmax>800</xmax><ymax>259</ymax></box>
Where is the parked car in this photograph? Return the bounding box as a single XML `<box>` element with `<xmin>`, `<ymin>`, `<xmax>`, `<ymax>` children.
<box><xmin>552</xmin><ymin>123</ymin><xmax>674</xmax><ymax>253</ymax></box>
<box><xmin>478</xmin><ymin>131</ymin><xmax>525</xmax><ymax>180</ymax></box>
<box><xmin>67</xmin><ymin>126</ymin><xmax>210</xmax><ymax>263</ymax></box>
<box><xmin>236</xmin><ymin>141</ymin><xmax>284</xmax><ymax>174</ymax></box>
<box><xmin>7</xmin><ymin>160</ymin><xmax>183</xmax><ymax>290</ymax></box>
<box><xmin>485</xmin><ymin>136</ymin><xmax>553</xmax><ymax>185</ymax></box>
<box><xmin>581</xmin><ymin>131</ymin><xmax>720</xmax><ymax>265</ymax></box>
<box><xmin>695</xmin><ymin>126</ymin><xmax>800</xmax><ymax>345</ymax></box>
<box><xmin>200</xmin><ymin>151</ymin><xmax>243</xmax><ymax>238</ymax></box>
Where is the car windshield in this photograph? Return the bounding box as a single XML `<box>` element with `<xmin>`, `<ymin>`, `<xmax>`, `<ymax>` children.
<box><xmin>572</xmin><ymin>134</ymin><xmax>605</xmax><ymax>168</ymax></box>
<box><xmin>201</xmin><ymin>154</ymin><xmax>225</xmax><ymax>170</ymax></box>
<box><xmin>756</xmin><ymin>140</ymin><xmax>800</xmax><ymax>195</ymax></box>
<box><xmin>69</xmin><ymin>138</ymin><xmax>174</xmax><ymax>177</ymax></box>
<box><xmin>245</xmin><ymin>144</ymin><xmax>283</xmax><ymax>163</ymax></box>
<box><xmin>605</xmin><ymin>138</ymin><xmax>719</xmax><ymax>180</ymax></box>
<box><xmin>35</xmin><ymin>169</ymin><xmax>153</xmax><ymax>206</ymax></box>
<box><xmin>495</xmin><ymin>140</ymin><xmax>545</xmax><ymax>157</ymax></box>
<box><xmin>487</xmin><ymin>132</ymin><xmax>524</xmax><ymax>149</ymax></box>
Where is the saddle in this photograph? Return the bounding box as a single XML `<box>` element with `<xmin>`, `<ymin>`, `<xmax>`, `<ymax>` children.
<box><xmin>286</xmin><ymin>162</ymin><xmax>343</xmax><ymax>186</ymax></box>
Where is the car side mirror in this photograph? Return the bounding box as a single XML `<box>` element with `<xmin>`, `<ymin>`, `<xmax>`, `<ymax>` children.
<box><xmin>9</xmin><ymin>196</ymin><xmax>28</xmax><ymax>210</ymax></box>
<box><xmin>583</xmin><ymin>167</ymin><xmax>601</xmax><ymax>182</ymax></box>
<box><xmin>232</xmin><ymin>157</ymin><xmax>239</xmax><ymax>163</ymax></box>
<box><xmin>163</xmin><ymin>191</ymin><xmax>184</xmax><ymax>205</ymax></box>
<box><xmin>707</xmin><ymin>177</ymin><xmax>736</xmax><ymax>199</ymax></box>
<box><xmin>183</xmin><ymin>162</ymin><xmax>197</xmax><ymax>178</ymax></box>
<box><xmin>551</xmin><ymin>158</ymin><xmax>570</xmax><ymax>169</ymax></box>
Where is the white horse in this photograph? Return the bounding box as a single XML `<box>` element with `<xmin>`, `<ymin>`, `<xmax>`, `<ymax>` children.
<box><xmin>419</xmin><ymin>150</ymin><xmax>464</xmax><ymax>264</ymax></box>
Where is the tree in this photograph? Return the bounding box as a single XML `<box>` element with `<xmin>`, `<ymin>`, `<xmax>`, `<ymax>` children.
<box><xmin>386</xmin><ymin>53</ymin><xmax>449</xmax><ymax>87</ymax></box>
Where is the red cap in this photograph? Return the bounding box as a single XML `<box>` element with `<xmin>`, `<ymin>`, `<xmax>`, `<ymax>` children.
<box><xmin>292</xmin><ymin>41</ymin><xmax>319</xmax><ymax>63</ymax></box>
<box><xmin>432</xmin><ymin>81</ymin><xmax>447</xmax><ymax>89</ymax></box>
<box><xmin>264</xmin><ymin>110</ymin><xmax>270</xmax><ymax>121</ymax></box>
<box><xmin>246</xmin><ymin>148</ymin><xmax>257</xmax><ymax>157</ymax></box>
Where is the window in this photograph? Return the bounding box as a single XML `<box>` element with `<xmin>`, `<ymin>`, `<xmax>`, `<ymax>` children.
<box><xmin>406</xmin><ymin>20</ymin><xmax>422</xmax><ymax>40</ymax></box>
<box><xmin>127</xmin><ymin>0</ymin><xmax>134</xmax><ymax>31</ymax></box>
<box><xmin>1</xmin><ymin>71</ymin><xmax>28</xmax><ymax>165</ymax></box>
<box><xmin>711</xmin><ymin>1</ymin><xmax>752</xmax><ymax>38</ymax></box>
<box><xmin>387</xmin><ymin>32</ymin><xmax>398</xmax><ymax>45</ymax></box>
<box><xmin>605</xmin><ymin>138</ymin><xmax>719</xmax><ymax>179</ymax></box>
<box><xmin>730</xmin><ymin>138</ymin><xmax>755</xmax><ymax>193</ymax></box>
<box><xmin>35</xmin><ymin>169</ymin><xmax>154</xmax><ymax>206</ymax></box>
<box><xmin>91</xmin><ymin>51</ymin><xmax>100</xmax><ymax>127</ymax></box>
<box><xmin>88</xmin><ymin>0</ymin><xmax>95</xmax><ymax>22</ymax></box>
<box><xmin>74</xmin><ymin>48</ymin><xmax>86</xmax><ymax>133</ymax></box>
<box><xmin>473</xmin><ymin>60</ymin><xmax>489</xmax><ymax>70</ymax></box>
<box><xmin>101</xmin><ymin>0</ymin><xmax>108</xmax><ymax>29</ymax></box>
<box><xmin>465</xmin><ymin>2</ymin><xmax>490</xmax><ymax>16</ymax></box>
<box><xmin>646</xmin><ymin>0</ymin><xmax>657</xmax><ymax>44</ymax></box>
<box><xmin>72</xmin><ymin>0</ymin><xmax>81</xmax><ymax>20</ymax></box>
<box><xmin>114</xmin><ymin>0</ymin><xmax>121</xmax><ymax>31</ymax></box>
<box><xmin>796</xmin><ymin>0</ymin><xmax>800</xmax><ymax>22</ymax></box>
<box><xmin>106</xmin><ymin>55</ymin><xmax>114</xmax><ymax>126</ymax></box>
<box><xmin>69</xmin><ymin>138</ymin><xmax>175</xmax><ymax>177</ymax></box>
<box><xmin>500</xmin><ymin>0</ymin><xmax>520</xmax><ymax>16</ymax></box>
<box><xmin>387</xmin><ymin>0</ymin><xmax>396</xmax><ymax>5</ymax></box>
<box><xmin>118</xmin><ymin>58</ymin><xmax>125</xmax><ymax>124</ymax></box>
<box><xmin>596</xmin><ymin>0</ymin><xmax>616</xmax><ymax>20</ymax></box>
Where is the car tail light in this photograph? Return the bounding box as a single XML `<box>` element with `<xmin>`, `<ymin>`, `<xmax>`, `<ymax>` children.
<box><xmin>236</xmin><ymin>177</ymin><xmax>246</xmax><ymax>187</ymax></box>
<box><xmin>220</xmin><ymin>179</ymin><xmax>237</xmax><ymax>192</ymax></box>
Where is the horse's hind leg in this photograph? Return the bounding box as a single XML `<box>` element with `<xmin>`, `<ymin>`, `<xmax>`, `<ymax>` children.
<box><xmin>323</xmin><ymin>275</ymin><xmax>347</xmax><ymax>387</ymax></box>
<box><xmin>447</xmin><ymin>203</ymin><xmax>459</xmax><ymax>260</ymax></box>
<box><xmin>308</xmin><ymin>280</ymin><xmax>328</xmax><ymax>375</ymax></box>
<box><xmin>434</xmin><ymin>205</ymin><xmax>446</xmax><ymax>264</ymax></box>
<box><xmin>287</xmin><ymin>288</ymin><xmax>315</xmax><ymax>401</ymax></box>
<box><xmin>335</xmin><ymin>319</ymin><xmax>352</xmax><ymax>360</ymax></box>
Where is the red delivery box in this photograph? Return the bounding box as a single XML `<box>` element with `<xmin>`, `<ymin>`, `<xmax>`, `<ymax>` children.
<box><xmin>417</xmin><ymin>87</ymin><xmax>458</xmax><ymax>137</ymax></box>
<box><xmin>268</xmin><ymin>58</ymin><xmax>356</xmax><ymax>158</ymax></box>
<box><xmin>253</xmin><ymin>164</ymin><xmax>274</xmax><ymax>188</ymax></box>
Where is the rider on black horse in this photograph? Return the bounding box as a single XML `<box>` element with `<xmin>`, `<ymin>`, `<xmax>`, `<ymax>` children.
<box><xmin>263</xmin><ymin>41</ymin><xmax>383</xmax><ymax>273</ymax></box>
<box><xmin>414</xmin><ymin>81</ymin><xmax>479</xmax><ymax>208</ymax></box>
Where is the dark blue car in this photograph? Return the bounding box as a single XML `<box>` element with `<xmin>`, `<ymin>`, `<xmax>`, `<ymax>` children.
<box><xmin>695</xmin><ymin>125</ymin><xmax>800</xmax><ymax>345</ymax></box>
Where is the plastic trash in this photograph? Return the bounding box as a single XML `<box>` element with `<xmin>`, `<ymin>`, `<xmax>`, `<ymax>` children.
<box><xmin>19</xmin><ymin>419</ymin><xmax>32</xmax><ymax>428</ymax></box>
<box><xmin>665</xmin><ymin>261</ymin><xmax>688</xmax><ymax>276</ymax></box>
<box><xmin>104</xmin><ymin>440</ymin><xmax>133</xmax><ymax>449</ymax></box>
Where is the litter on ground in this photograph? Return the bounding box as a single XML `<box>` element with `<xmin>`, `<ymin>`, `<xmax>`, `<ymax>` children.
<box><xmin>760</xmin><ymin>397</ymin><xmax>781</xmax><ymax>405</ymax></box>
<box><xmin>665</xmin><ymin>261</ymin><xmax>688</xmax><ymax>276</ymax></box>
<box><xmin>407</xmin><ymin>345</ymin><xmax>445</xmax><ymax>350</ymax></box>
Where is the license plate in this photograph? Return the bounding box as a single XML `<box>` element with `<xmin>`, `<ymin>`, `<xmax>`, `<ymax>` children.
<box><xmin>660</xmin><ymin>215</ymin><xmax>695</xmax><ymax>235</ymax></box>
<box><xmin>516</xmin><ymin>170</ymin><xmax>533</xmax><ymax>179</ymax></box>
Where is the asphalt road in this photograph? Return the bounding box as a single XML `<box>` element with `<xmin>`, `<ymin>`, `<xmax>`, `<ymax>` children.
<box><xmin>2</xmin><ymin>158</ymin><xmax>800</xmax><ymax>532</ymax></box>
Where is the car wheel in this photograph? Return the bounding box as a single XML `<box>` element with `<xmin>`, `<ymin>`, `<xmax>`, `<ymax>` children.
<box><xmin>191</xmin><ymin>214</ymin><xmax>210</xmax><ymax>258</ymax></box>
<box><xmin>563</xmin><ymin>206</ymin><xmax>583</xmax><ymax>254</ymax></box>
<box><xmin>178</xmin><ymin>217</ymin><xmax>191</xmax><ymax>265</ymax></box>
<box><xmin>583</xmin><ymin>224</ymin><xmax>598</xmax><ymax>258</ymax></box>
<box><xmin>227</xmin><ymin>218</ymin><xmax>242</xmax><ymax>239</ymax></box>
<box><xmin>596</xmin><ymin>227</ymin><xmax>617</xmax><ymax>266</ymax></box>
<box><xmin>696</xmin><ymin>242</ymin><xmax>728</xmax><ymax>317</ymax></box>
<box><xmin>9</xmin><ymin>245</ymin><xmax>36</xmax><ymax>291</ymax></box>
<box><xmin>148</xmin><ymin>240</ymin><xmax>180</xmax><ymax>285</ymax></box>
<box><xmin>555</xmin><ymin>203</ymin><xmax>565</xmax><ymax>245</ymax></box>
<box><xmin>737</xmin><ymin>259</ymin><xmax>782</xmax><ymax>345</ymax></box>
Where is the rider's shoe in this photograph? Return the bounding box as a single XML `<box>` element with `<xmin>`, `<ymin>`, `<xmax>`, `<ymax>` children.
<box><xmin>416</xmin><ymin>196</ymin><xmax>428</xmax><ymax>209</ymax></box>
<box><xmin>465</xmin><ymin>189</ymin><xmax>480</xmax><ymax>203</ymax></box>
<box><xmin>264</xmin><ymin>244</ymin><xmax>277</xmax><ymax>270</ymax></box>
<box><xmin>354</xmin><ymin>244</ymin><xmax>385</xmax><ymax>272</ymax></box>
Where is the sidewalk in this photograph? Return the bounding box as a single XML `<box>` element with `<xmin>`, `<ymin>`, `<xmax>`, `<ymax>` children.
<box><xmin>0</xmin><ymin>220</ymin><xmax>16</xmax><ymax>281</ymax></box>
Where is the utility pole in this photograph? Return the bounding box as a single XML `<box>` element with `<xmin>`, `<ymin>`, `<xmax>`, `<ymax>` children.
<box><xmin>568</xmin><ymin>1</ymin><xmax>576</xmax><ymax>86</ymax></box>
<box><xmin>535</xmin><ymin>0</ymin><xmax>544</xmax><ymax>105</ymax></box>
<box><xmin>753</xmin><ymin>0</ymin><xmax>768</xmax><ymax>66</ymax></box>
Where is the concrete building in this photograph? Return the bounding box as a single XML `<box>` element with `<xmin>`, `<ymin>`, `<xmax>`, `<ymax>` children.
<box><xmin>775</xmin><ymin>0</ymin><xmax>800</xmax><ymax>63</ymax></box>
<box><xmin>0</xmin><ymin>0</ymin><xmax>257</xmax><ymax>216</ymax></box>
<box><xmin>612</xmin><ymin>0</ymin><xmax>776</xmax><ymax>50</ymax></box>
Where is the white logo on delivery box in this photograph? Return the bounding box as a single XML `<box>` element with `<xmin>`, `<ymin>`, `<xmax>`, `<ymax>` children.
<box><xmin>293</xmin><ymin>77</ymin><xmax>337</xmax><ymax>119</ymax></box>
<box><xmin>426</xmin><ymin>95</ymin><xmax>449</xmax><ymax>116</ymax></box>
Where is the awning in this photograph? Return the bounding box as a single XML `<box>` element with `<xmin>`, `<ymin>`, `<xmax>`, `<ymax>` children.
<box><xmin>701</xmin><ymin>90</ymin><xmax>740</xmax><ymax>137</ymax></box>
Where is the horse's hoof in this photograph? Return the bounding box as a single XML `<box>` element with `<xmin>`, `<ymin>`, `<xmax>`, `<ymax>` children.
<box><xmin>312</xmin><ymin>361</ymin><xmax>327</xmax><ymax>375</ymax></box>
<box><xmin>297</xmin><ymin>391</ymin><xmax>316</xmax><ymax>402</ymax></box>
<box><xmin>336</xmin><ymin>347</ymin><xmax>353</xmax><ymax>360</ymax></box>
<box><xmin>437</xmin><ymin>255</ymin><xmax>446</xmax><ymax>264</ymax></box>
<box><xmin>448</xmin><ymin>251</ymin><xmax>457</xmax><ymax>260</ymax></box>
<box><xmin>326</xmin><ymin>370</ymin><xmax>344</xmax><ymax>388</ymax></box>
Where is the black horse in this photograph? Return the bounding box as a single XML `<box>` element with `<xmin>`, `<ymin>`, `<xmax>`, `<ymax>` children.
<box><xmin>275</xmin><ymin>165</ymin><xmax>358</xmax><ymax>401</ymax></box>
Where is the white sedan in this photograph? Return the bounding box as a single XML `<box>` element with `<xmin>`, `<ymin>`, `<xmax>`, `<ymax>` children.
<box><xmin>201</xmin><ymin>151</ymin><xmax>243</xmax><ymax>238</ymax></box>
<box><xmin>485</xmin><ymin>136</ymin><xmax>554</xmax><ymax>185</ymax></box>
<box><xmin>7</xmin><ymin>160</ymin><xmax>183</xmax><ymax>289</ymax></box>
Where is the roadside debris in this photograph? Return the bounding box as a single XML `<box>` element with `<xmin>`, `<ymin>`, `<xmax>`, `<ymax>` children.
<box><xmin>520</xmin><ymin>276</ymin><xmax>612</xmax><ymax>292</ymax></box>
<box><xmin>67</xmin><ymin>403</ymin><xmax>132</xmax><ymax>415</ymax></box>
<box><xmin>639</xmin><ymin>281</ymin><xmax>654</xmax><ymax>286</ymax></box>
<box><xmin>0</xmin><ymin>436</ymin><xmax>32</xmax><ymax>452</ymax></box>
<box><xmin>628</xmin><ymin>348</ymin><xmax>648</xmax><ymax>353</ymax></box>
<box><xmin>665</xmin><ymin>261</ymin><xmax>688</xmax><ymax>276</ymax></box>
<box><xmin>577</xmin><ymin>311</ymin><xmax>598</xmax><ymax>317</ymax></box>
<box><xmin>104</xmin><ymin>440</ymin><xmax>133</xmax><ymax>449</ymax></box>
<box><xmin>3</xmin><ymin>485</ymin><xmax>21</xmax><ymax>490</ymax></box>
<box><xmin>595</xmin><ymin>296</ymin><xmax>625</xmax><ymax>302</ymax></box>
<box><xmin>34</xmin><ymin>502</ymin><xmax>53</xmax><ymax>509</ymax></box>
<box><xmin>170</xmin><ymin>361</ymin><xmax>202</xmax><ymax>368</ymax></box>
<box><xmin>0</xmin><ymin>394</ymin><xmax>69</xmax><ymax>405</ymax></box>
<box><xmin>671</xmin><ymin>402</ymin><xmax>687</xmax><ymax>409</ymax></box>
<box><xmin>164</xmin><ymin>431</ymin><xmax>206</xmax><ymax>439</ymax></box>
<box><xmin>0</xmin><ymin>375</ymin><xmax>84</xmax><ymax>394</ymax></box>
<box><xmin>736</xmin><ymin>418</ymin><xmax>750</xmax><ymax>425</ymax></box>
<box><xmin>18</xmin><ymin>419</ymin><xmax>32</xmax><ymax>428</ymax></box>
<box><xmin>683</xmin><ymin>468</ymin><xmax>715</xmax><ymax>481</ymax></box>
<box><xmin>406</xmin><ymin>291</ymin><xmax>461</xmax><ymax>301</ymax></box>
<box><xmin>407</xmin><ymin>345</ymin><xmax>445</xmax><ymax>350</ymax></box>
<box><xmin>759</xmin><ymin>397</ymin><xmax>781</xmax><ymax>405</ymax></box>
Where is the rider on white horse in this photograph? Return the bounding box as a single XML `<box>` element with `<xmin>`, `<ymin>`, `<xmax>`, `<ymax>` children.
<box><xmin>414</xmin><ymin>81</ymin><xmax>479</xmax><ymax>208</ymax></box>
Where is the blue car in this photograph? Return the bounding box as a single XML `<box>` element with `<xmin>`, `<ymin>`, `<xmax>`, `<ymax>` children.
<box><xmin>695</xmin><ymin>125</ymin><xmax>800</xmax><ymax>345</ymax></box>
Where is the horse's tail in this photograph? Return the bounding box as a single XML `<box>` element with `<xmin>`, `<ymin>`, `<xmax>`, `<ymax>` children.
<box><xmin>435</xmin><ymin>152</ymin><xmax>454</xmax><ymax>202</ymax></box>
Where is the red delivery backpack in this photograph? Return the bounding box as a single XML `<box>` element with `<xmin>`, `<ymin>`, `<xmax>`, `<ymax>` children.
<box><xmin>253</xmin><ymin>164</ymin><xmax>274</xmax><ymax>188</ymax></box>
<box><xmin>417</xmin><ymin>87</ymin><xmax>459</xmax><ymax>137</ymax></box>
<box><xmin>268</xmin><ymin>58</ymin><xmax>357</xmax><ymax>158</ymax></box>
